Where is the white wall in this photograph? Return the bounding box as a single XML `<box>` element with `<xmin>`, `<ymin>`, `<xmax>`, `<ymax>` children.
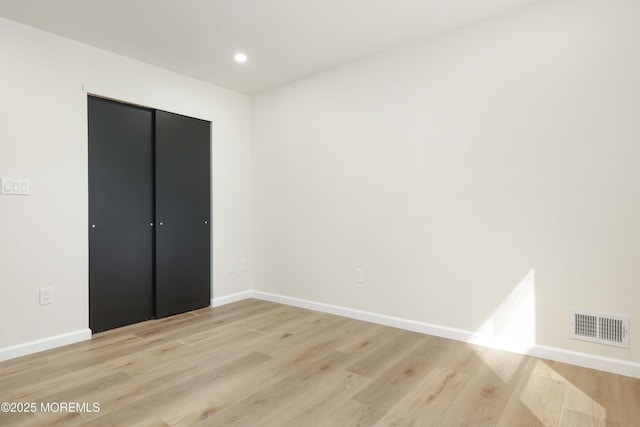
<box><xmin>0</xmin><ymin>17</ymin><xmax>252</xmax><ymax>354</ymax></box>
<box><xmin>252</xmin><ymin>0</ymin><xmax>640</xmax><ymax>367</ymax></box>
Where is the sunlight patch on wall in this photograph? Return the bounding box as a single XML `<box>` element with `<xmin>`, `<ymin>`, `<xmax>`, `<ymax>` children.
<box><xmin>471</xmin><ymin>269</ymin><xmax>536</xmax><ymax>348</ymax></box>
<box><xmin>467</xmin><ymin>269</ymin><xmax>536</xmax><ymax>383</ymax></box>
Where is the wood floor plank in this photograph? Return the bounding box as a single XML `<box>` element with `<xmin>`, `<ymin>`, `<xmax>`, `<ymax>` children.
<box><xmin>617</xmin><ymin>374</ymin><xmax>640</xmax><ymax>426</ymax></box>
<box><xmin>84</xmin><ymin>351</ymin><xmax>273</xmax><ymax>426</ymax></box>
<box><xmin>234</xmin><ymin>304</ymin><xmax>311</xmax><ymax>333</ymax></box>
<box><xmin>351</xmin><ymin>336</ymin><xmax>448</xmax><ymax>412</ymax></box>
<box><xmin>334</xmin><ymin>322</ymin><xmax>391</xmax><ymax>354</ymax></box>
<box><xmin>547</xmin><ymin>360</ymin><xmax>625</xmax><ymax>423</ymax></box>
<box><xmin>559</xmin><ymin>408</ymin><xmax>621</xmax><ymax>427</ymax></box>
<box><xmin>497</xmin><ymin>365</ymin><xmax>566</xmax><ymax>427</ymax></box>
<box><xmin>346</xmin><ymin>329</ymin><xmax>426</xmax><ymax>378</ymax></box>
<box><xmin>281</xmin><ymin>372</ymin><xmax>371</xmax><ymax>427</ymax></box>
<box><xmin>1</xmin><ymin>299</ymin><xmax>639</xmax><ymax>427</ymax></box>
<box><xmin>193</xmin><ymin>350</ymin><xmax>352</xmax><ymax>426</ymax></box>
<box><xmin>256</xmin><ymin>312</ymin><xmax>349</xmax><ymax>358</ymax></box>
<box><xmin>313</xmin><ymin>399</ymin><xmax>385</xmax><ymax>427</ymax></box>
<box><xmin>259</xmin><ymin>370</ymin><xmax>369</xmax><ymax>426</ymax></box>
<box><xmin>373</xmin><ymin>365</ymin><xmax>468</xmax><ymax>427</ymax></box>
<box><xmin>398</xmin><ymin>346</ymin><xmax>528</xmax><ymax>426</ymax></box>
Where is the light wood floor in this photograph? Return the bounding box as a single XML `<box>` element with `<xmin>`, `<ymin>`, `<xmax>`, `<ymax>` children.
<box><xmin>1</xmin><ymin>299</ymin><xmax>639</xmax><ymax>426</ymax></box>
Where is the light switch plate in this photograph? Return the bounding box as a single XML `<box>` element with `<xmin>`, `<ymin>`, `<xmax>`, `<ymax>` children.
<box><xmin>1</xmin><ymin>178</ymin><xmax>30</xmax><ymax>195</ymax></box>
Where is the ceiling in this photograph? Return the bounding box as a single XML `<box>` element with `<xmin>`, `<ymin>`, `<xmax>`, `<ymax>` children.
<box><xmin>0</xmin><ymin>0</ymin><xmax>536</xmax><ymax>94</ymax></box>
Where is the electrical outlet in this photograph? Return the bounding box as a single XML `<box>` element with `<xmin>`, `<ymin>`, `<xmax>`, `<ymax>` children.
<box><xmin>239</xmin><ymin>259</ymin><xmax>247</xmax><ymax>272</ymax></box>
<box><xmin>230</xmin><ymin>260</ymin><xmax>237</xmax><ymax>274</ymax></box>
<box><xmin>39</xmin><ymin>287</ymin><xmax>53</xmax><ymax>305</ymax></box>
<box><xmin>355</xmin><ymin>268</ymin><xmax>364</xmax><ymax>284</ymax></box>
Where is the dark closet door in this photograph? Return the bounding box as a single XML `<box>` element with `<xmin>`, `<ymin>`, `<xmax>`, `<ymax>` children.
<box><xmin>155</xmin><ymin>111</ymin><xmax>211</xmax><ymax>317</ymax></box>
<box><xmin>88</xmin><ymin>96</ymin><xmax>155</xmax><ymax>332</ymax></box>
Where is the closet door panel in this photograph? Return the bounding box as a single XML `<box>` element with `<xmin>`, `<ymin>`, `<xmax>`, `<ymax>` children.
<box><xmin>88</xmin><ymin>96</ymin><xmax>155</xmax><ymax>332</ymax></box>
<box><xmin>155</xmin><ymin>110</ymin><xmax>211</xmax><ymax>317</ymax></box>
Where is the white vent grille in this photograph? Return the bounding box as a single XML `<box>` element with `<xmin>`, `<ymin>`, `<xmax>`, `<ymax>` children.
<box><xmin>570</xmin><ymin>310</ymin><xmax>629</xmax><ymax>348</ymax></box>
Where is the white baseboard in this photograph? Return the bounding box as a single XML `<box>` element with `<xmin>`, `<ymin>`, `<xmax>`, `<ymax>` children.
<box><xmin>0</xmin><ymin>291</ymin><xmax>254</xmax><ymax>362</ymax></box>
<box><xmin>211</xmin><ymin>290</ymin><xmax>253</xmax><ymax>308</ymax></box>
<box><xmin>4</xmin><ymin>292</ymin><xmax>638</xmax><ymax>379</ymax></box>
<box><xmin>0</xmin><ymin>329</ymin><xmax>92</xmax><ymax>362</ymax></box>
<box><xmin>252</xmin><ymin>291</ymin><xmax>640</xmax><ymax>379</ymax></box>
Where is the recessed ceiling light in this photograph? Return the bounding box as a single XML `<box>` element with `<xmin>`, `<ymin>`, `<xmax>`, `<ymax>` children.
<box><xmin>234</xmin><ymin>53</ymin><xmax>247</xmax><ymax>63</ymax></box>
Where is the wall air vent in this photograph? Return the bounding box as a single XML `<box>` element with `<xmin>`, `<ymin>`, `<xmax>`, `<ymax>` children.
<box><xmin>570</xmin><ymin>310</ymin><xmax>629</xmax><ymax>348</ymax></box>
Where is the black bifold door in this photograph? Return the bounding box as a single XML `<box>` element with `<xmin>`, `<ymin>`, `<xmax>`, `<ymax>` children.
<box><xmin>89</xmin><ymin>96</ymin><xmax>210</xmax><ymax>333</ymax></box>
